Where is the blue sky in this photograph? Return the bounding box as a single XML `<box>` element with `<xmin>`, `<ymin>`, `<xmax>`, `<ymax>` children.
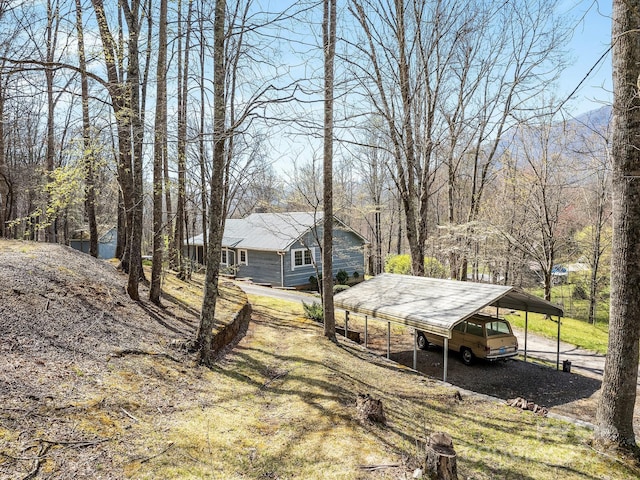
<box><xmin>559</xmin><ymin>0</ymin><xmax>612</xmax><ymax>115</ymax></box>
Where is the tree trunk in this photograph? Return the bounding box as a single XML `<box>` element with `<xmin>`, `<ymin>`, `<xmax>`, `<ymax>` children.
<box><xmin>588</xmin><ymin>224</ymin><xmax>602</xmax><ymax>324</ymax></box>
<box><xmin>90</xmin><ymin>0</ymin><xmax>144</xmax><ymax>300</ymax></box>
<box><xmin>198</xmin><ymin>3</ymin><xmax>208</xmax><ymax>263</ymax></box>
<box><xmin>595</xmin><ymin>0</ymin><xmax>640</xmax><ymax>453</ymax></box>
<box><xmin>395</xmin><ymin>0</ymin><xmax>425</xmax><ymax>277</ymax></box>
<box><xmin>0</xmin><ymin>73</ymin><xmax>8</xmax><ymax>238</ymax></box>
<box><xmin>322</xmin><ymin>0</ymin><xmax>337</xmax><ymax>342</ymax></box>
<box><xmin>75</xmin><ymin>0</ymin><xmax>98</xmax><ymax>258</ymax></box>
<box><xmin>197</xmin><ymin>0</ymin><xmax>226</xmax><ymax>366</ymax></box>
<box><xmin>150</xmin><ymin>0</ymin><xmax>168</xmax><ymax>304</ymax></box>
<box><xmin>44</xmin><ymin>0</ymin><xmax>58</xmax><ymax>243</ymax></box>
<box><xmin>424</xmin><ymin>432</ymin><xmax>458</xmax><ymax>480</ymax></box>
<box><xmin>116</xmin><ymin>190</ymin><xmax>126</xmax><ymax>259</ymax></box>
<box><xmin>172</xmin><ymin>0</ymin><xmax>186</xmax><ymax>276</ymax></box>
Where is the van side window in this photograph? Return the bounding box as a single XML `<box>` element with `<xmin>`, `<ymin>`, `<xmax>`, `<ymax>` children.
<box><xmin>466</xmin><ymin>321</ymin><xmax>484</xmax><ymax>337</ymax></box>
<box><xmin>453</xmin><ymin>322</ymin><xmax>465</xmax><ymax>332</ymax></box>
<box><xmin>486</xmin><ymin>321</ymin><xmax>511</xmax><ymax>336</ymax></box>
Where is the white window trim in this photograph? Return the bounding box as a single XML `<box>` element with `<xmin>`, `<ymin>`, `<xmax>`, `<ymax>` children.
<box><xmin>221</xmin><ymin>248</ymin><xmax>230</xmax><ymax>266</ymax></box>
<box><xmin>239</xmin><ymin>249</ymin><xmax>248</xmax><ymax>266</ymax></box>
<box><xmin>291</xmin><ymin>247</ymin><xmax>315</xmax><ymax>270</ymax></box>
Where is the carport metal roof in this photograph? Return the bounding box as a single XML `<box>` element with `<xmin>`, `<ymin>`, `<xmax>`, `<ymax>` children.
<box><xmin>333</xmin><ymin>273</ymin><xmax>564</xmax><ymax>338</ymax></box>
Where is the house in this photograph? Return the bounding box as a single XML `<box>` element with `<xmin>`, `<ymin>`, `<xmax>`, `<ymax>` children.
<box><xmin>70</xmin><ymin>226</ymin><xmax>118</xmax><ymax>259</ymax></box>
<box><xmin>185</xmin><ymin>212</ymin><xmax>367</xmax><ymax>288</ymax></box>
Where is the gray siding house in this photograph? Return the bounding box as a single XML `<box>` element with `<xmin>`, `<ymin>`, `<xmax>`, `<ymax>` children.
<box><xmin>186</xmin><ymin>212</ymin><xmax>367</xmax><ymax>288</ymax></box>
<box><xmin>70</xmin><ymin>226</ymin><xmax>118</xmax><ymax>259</ymax></box>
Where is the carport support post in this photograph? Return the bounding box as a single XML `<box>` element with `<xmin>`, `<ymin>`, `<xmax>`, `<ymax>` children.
<box><xmin>443</xmin><ymin>337</ymin><xmax>449</xmax><ymax>383</ymax></box>
<box><xmin>413</xmin><ymin>329</ymin><xmax>417</xmax><ymax>370</ymax></box>
<box><xmin>364</xmin><ymin>315</ymin><xmax>368</xmax><ymax>349</ymax></box>
<box><xmin>556</xmin><ymin>315</ymin><xmax>561</xmax><ymax>370</ymax></box>
<box><xmin>524</xmin><ymin>310</ymin><xmax>529</xmax><ymax>362</ymax></box>
<box><xmin>344</xmin><ymin>311</ymin><xmax>349</xmax><ymax>339</ymax></box>
<box><xmin>387</xmin><ymin>321</ymin><xmax>391</xmax><ymax>359</ymax></box>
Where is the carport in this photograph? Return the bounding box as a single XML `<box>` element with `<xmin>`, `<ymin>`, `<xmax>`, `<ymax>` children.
<box><xmin>333</xmin><ymin>274</ymin><xmax>564</xmax><ymax>382</ymax></box>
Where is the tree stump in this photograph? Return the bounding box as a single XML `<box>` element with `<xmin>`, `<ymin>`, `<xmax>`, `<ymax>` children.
<box><xmin>424</xmin><ymin>432</ymin><xmax>457</xmax><ymax>480</ymax></box>
<box><xmin>355</xmin><ymin>393</ymin><xmax>386</xmax><ymax>425</ymax></box>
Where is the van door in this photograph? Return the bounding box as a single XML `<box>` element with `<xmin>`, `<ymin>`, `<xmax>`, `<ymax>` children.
<box><xmin>449</xmin><ymin>321</ymin><xmax>466</xmax><ymax>352</ymax></box>
<box><xmin>462</xmin><ymin>319</ymin><xmax>485</xmax><ymax>358</ymax></box>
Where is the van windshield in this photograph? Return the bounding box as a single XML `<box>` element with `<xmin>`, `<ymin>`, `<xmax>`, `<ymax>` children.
<box><xmin>486</xmin><ymin>321</ymin><xmax>511</xmax><ymax>336</ymax></box>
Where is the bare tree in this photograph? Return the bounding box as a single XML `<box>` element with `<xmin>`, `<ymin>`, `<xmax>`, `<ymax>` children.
<box><xmin>73</xmin><ymin>0</ymin><xmax>98</xmax><ymax>258</ymax></box>
<box><xmin>172</xmin><ymin>0</ymin><xmax>194</xmax><ymax>280</ymax></box>
<box><xmin>196</xmin><ymin>0</ymin><xmax>208</xmax><ymax>262</ymax></box>
<box><xmin>442</xmin><ymin>1</ymin><xmax>569</xmax><ymax>281</ymax></box>
<box><xmin>150</xmin><ymin>0</ymin><xmax>168</xmax><ymax>304</ymax></box>
<box><xmin>0</xmin><ymin>3</ymin><xmax>9</xmax><ymax>238</ymax></box>
<box><xmin>197</xmin><ymin>0</ymin><xmax>226</xmax><ymax>366</ymax></box>
<box><xmin>503</xmin><ymin>113</ymin><xmax>577</xmax><ymax>301</ymax></box>
<box><xmin>90</xmin><ymin>0</ymin><xmax>146</xmax><ymax>300</ymax></box>
<box><xmin>570</xmin><ymin>110</ymin><xmax>612</xmax><ymax>324</ymax></box>
<box><xmin>348</xmin><ymin>0</ymin><xmax>569</xmax><ymax>279</ymax></box>
<box><xmin>352</xmin><ymin>127</ymin><xmax>391</xmax><ymax>275</ymax></box>
<box><xmin>322</xmin><ymin>0</ymin><xmax>337</xmax><ymax>341</ymax></box>
<box><xmin>595</xmin><ymin>0</ymin><xmax>640</xmax><ymax>453</ymax></box>
<box><xmin>44</xmin><ymin>0</ymin><xmax>60</xmax><ymax>243</ymax></box>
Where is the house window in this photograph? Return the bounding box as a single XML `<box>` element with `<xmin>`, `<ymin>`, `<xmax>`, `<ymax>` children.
<box><xmin>239</xmin><ymin>249</ymin><xmax>248</xmax><ymax>265</ymax></box>
<box><xmin>221</xmin><ymin>249</ymin><xmax>229</xmax><ymax>265</ymax></box>
<box><xmin>292</xmin><ymin>247</ymin><xmax>314</xmax><ymax>269</ymax></box>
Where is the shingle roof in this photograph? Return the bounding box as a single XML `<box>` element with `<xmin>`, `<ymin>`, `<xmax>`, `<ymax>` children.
<box><xmin>187</xmin><ymin>212</ymin><xmax>324</xmax><ymax>251</ymax></box>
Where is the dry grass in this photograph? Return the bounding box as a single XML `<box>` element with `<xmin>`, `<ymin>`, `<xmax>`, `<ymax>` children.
<box><xmin>124</xmin><ymin>294</ymin><xmax>639</xmax><ymax>479</ymax></box>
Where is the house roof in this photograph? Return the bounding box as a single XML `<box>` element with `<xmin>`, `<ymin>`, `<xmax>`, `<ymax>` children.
<box><xmin>187</xmin><ymin>212</ymin><xmax>325</xmax><ymax>252</ymax></box>
<box><xmin>70</xmin><ymin>225</ymin><xmax>117</xmax><ymax>241</ymax></box>
<box><xmin>334</xmin><ymin>273</ymin><xmax>564</xmax><ymax>338</ymax></box>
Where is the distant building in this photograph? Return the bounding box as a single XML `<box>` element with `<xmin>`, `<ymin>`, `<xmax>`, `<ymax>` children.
<box><xmin>70</xmin><ymin>226</ymin><xmax>118</xmax><ymax>259</ymax></box>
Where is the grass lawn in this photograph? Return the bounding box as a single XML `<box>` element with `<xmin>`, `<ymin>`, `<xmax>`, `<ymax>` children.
<box><xmin>124</xmin><ymin>289</ymin><xmax>638</xmax><ymax>479</ymax></box>
<box><xmin>504</xmin><ymin>311</ymin><xmax>610</xmax><ymax>355</ymax></box>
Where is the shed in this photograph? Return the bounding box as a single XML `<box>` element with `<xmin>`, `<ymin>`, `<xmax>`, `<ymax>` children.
<box><xmin>334</xmin><ymin>274</ymin><xmax>564</xmax><ymax>381</ymax></box>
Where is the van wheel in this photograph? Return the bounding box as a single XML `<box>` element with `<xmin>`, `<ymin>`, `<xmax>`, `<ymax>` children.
<box><xmin>416</xmin><ymin>333</ymin><xmax>429</xmax><ymax>350</ymax></box>
<box><xmin>461</xmin><ymin>348</ymin><xmax>474</xmax><ymax>366</ymax></box>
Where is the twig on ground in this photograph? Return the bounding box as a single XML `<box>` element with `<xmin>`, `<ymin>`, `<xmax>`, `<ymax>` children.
<box><xmin>139</xmin><ymin>442</ymin><xmax>175</xmax><ymax>464</ymax></box>
<box><xmin>20</xmin><ymin>443</ymin><xmax>50</xmax><ymax>480</ymax></box>
<box><xmin>108</xmin><ymin>348</ymin><xmax>181</xmax><ymax>363</ymax></box>
<box><xmin>38</xmin><ymin>437</ymin><xmax>110</xmax><ymax>448</ymax></box>
<box><xmin>260</xmin><ymin>370</ymin><xmax>289</xmax><ymax>390</ymax></box>
<box><xmin>121</xmin><ymin>408</ymin><xmax>141</xmax><ymax>423</ymax></box>
<box><xmin>358</xmin><ymin>463</ymin><xmax>401</xmax><ymax>471</ymax></box>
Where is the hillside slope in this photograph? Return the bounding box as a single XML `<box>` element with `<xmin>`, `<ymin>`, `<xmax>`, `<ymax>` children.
<box><xmin>0</xmin><ymin>241</ymin><xmax>204</xmax><ymax>478</ymax></box>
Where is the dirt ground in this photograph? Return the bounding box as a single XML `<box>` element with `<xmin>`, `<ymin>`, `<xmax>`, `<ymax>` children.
<box><xmin>0</xmin><ymin>241</ymin><xmax>202</xmax><ymax>479</ymax></box>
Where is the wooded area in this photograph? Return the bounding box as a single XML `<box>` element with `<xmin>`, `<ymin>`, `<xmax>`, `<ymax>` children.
<box><xmin>0</xmin><ymin>0</ymin><xmax>637</xmax><ymax>454</ymax></box>
<box><xmin>0</xmin><ymin>0</ymin><xmax>613</xmax><ymax>312</ymax></box>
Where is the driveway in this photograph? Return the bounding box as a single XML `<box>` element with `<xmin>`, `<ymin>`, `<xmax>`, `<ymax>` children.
<box><xmin>513</xmin><ymin>327</ymin><xmax>607</xmax><ymax>380</ymax></box>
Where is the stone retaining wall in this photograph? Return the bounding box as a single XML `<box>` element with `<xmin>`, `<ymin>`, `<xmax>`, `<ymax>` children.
<box><xmin>212</xmin><ymin>301</ymin><xmax>252</xmax><ymax>353</ymax></box>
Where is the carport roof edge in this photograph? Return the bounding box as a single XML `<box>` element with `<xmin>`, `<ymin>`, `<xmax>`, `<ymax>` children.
<box><xmin>333</xmin><ymin>273</ymin><xmax>564</xmax><ymax>338</ymax></box>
